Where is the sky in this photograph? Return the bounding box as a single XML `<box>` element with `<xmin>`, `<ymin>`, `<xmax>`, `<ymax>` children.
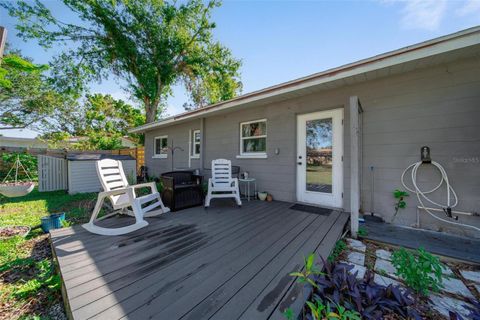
<box><xmin>1</xmin><ymin>0</ymin><xmax>480</xmax><ymax>138</ymax></box>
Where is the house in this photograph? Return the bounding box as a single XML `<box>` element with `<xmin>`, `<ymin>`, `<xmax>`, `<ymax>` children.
<box><xmin>131</xmin><ymin>27</ymin><xmax>480</xmax><ymax>239</ymax></box>
<box><xmin>0</xmin><ymin>136</ymin><xmax>48</xmax><ymax>149</ymax></box>
<box><xmin>64</xmin><ymin>136</ymin><xmax>137</xmax><ymax>149</ymax></box>
<box><xmin>0</xmin><ymin>135</ymin><xmax>137</xmax><ymax>150</ymax></box>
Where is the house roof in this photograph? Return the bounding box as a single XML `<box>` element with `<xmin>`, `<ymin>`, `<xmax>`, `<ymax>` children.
<box><xmin>130</xmin><ymin>26</ymin><xmax>480</xmax><ymax>133</ymax></box>
<box><xmin>0</xmin><ymin>136</ymin><xmax>43</xmax><ymax>142</ymax></box>
<box><xmin>66</xmin><ymin>154</ymin><xmax>135</xmax><ymax>161</ymax></box>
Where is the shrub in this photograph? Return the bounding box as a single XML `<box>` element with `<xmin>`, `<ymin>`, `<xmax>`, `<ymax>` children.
<box><xmin>328</xmin><ymin>239</ymin><xmax>346</xmax><ymax>262</ymax></box>
<box><xmin>288</xmin><ymin>254</ymin><xmax>420</xmax><ymax>320</ymax></box>
<box><xmin>392</xmin><ymin>189</ymin><xmax>408</xmax><ymax>221</ymax></box>
<box><xmin>290</xmin><ymin>253</ymin><xmax>322</xmax><ymax>288</ymax></box>
<box><xmin>391</xmin><ymin>247</ymin><xmax>444</xmax><ymax>297</ymax></box>
<box><xmin>306</xmin><ymin>299</ymin><xmax>361</xmax><ymax>320</ymax></box>
<box><xmin>357</xmin><ymin>227</ymin><xmax>368</xmax><ymax>237</ymax></box>
<box><xmin>313</xmin><ymin>259</ymin><xmax>420</xmax><ymax>319</ymax></box>
<box><xmin>1</xmin><ymin>152</ymin><xmax>38</xmax><ymax>181</ymax></box>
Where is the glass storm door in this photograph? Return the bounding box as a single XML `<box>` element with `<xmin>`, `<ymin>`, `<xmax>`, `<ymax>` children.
<box><xmin>296</xmin><ymin>109</ymin><xmax>343</xmax><ymax>208</ymax></box>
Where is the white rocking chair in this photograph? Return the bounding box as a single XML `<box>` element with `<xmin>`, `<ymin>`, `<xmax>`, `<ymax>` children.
<box><xmin>82</xmin><ymin>159</ymin><xmax>170</xmax><ymax>236</ymax></box>
<box><xmin>205</xmin><ymin>159</ymin><xmax>242</xmax><ymax>208</ymax></box>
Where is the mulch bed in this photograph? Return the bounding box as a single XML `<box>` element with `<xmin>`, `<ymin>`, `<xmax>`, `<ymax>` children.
<box><xmin>0</xmin><ymin>235</ymin><xmax>65</xmax><ymax>320</ymax></box>
<box><xmin>0</xmin><ymin>226</ymin><xmax>30</xmax><ymax>239</ymax></box>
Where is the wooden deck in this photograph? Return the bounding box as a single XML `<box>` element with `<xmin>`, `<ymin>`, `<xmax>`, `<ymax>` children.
<box><xmin>50</xmin><ymin>200</ymin><xmax>348</xmax><ymax>320</ymax></box>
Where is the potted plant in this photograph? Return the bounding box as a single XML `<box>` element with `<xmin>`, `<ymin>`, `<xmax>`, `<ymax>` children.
<box><xmin>258</xmin><ymin>191</ymin><xmax>268</xmax><ymax>201</ymax></box>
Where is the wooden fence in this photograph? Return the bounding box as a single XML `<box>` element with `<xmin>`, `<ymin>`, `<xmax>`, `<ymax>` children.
<box><xmin>109</xmin><ymin>147</ymin><xmax>145</xmax><ymax>175</ymax></box>
<box><xmin>37</xmin><ymin>155</ymin><xmax>68</xmax><ymax>192</ymax></box>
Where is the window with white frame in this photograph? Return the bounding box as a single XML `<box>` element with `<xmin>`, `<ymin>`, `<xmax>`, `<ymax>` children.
<box><xmin>191</xmin><ymin>130</ymin><xmax>201</xmax><ymax>158</ymax></box>
<box><xmin>153</xmin><ymin>135</ymin><xmax>168</xmax><ymax>158</ymax></box>
<box><xmin>240</xmin><ymin>119</ymin><xmax>267</xmax><ymax>156</ymax></box>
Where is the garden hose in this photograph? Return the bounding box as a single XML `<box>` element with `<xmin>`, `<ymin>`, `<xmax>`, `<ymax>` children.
<box><xmin>401</xmin><ymin>160</ymin><xmax>480</xmax><ymax>233</ymax></box>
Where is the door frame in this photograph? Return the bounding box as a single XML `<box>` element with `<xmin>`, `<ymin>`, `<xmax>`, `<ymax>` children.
<box><xmin>296</xmin><ymin>108</ymin><xmax>344</xmax><ymax>208</ymax></box>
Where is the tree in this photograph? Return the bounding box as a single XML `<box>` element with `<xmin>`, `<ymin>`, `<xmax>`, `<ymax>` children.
<box><xmin>76</xmin><ymin>93</ymin><xmax>145</xmax><ymax>149</ymax></box>
<box><xmin>44</xmin><ymin>93</ymin><xmax>145</xmax><ymax>150</ymax></box>
<box><xmin>2</xmin><ymin>0</ymin><xmax>242</xmax><ymax>123</ymax></box>
<box><xmin>0</xmin><ymin>51</ymin><xmax>74</xmax><ymax>131</ymax></box>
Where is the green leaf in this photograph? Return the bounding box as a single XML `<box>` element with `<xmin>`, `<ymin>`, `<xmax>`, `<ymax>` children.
<box><xmin>289</xmin><ymin>272</ymin><xmax>305</xmax><ymax>278</ymax></box>
<box><xmin>306</xmin><ymin>253</ymin><xmax>315</xmax><ymax>270</ymax></box>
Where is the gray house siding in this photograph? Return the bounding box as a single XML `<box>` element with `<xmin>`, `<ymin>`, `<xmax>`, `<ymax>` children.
<box><xmin>203</xmin><ymin>95</ymin><xmax>351</xmax><ymax>206</ymax></box>
<box><xmin>358</xmin><ymin>56</ymin><xmax>480</xmax><ymax>238</ymax></box>
<box><xmin>145</xmin><ymin>121</ymin><xmax>201</xmax><ymax>177</ymax></box>
<box><xmin>144</xmin><ymin>55</ymin><xmax>480</xmax><ymax>238</ymax></box>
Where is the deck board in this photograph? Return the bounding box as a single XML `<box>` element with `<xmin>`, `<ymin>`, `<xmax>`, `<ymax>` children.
<box><xmin>50</xmin><ymin>200</ymin><xmax>348</xmax><ymax>320</ymax></box>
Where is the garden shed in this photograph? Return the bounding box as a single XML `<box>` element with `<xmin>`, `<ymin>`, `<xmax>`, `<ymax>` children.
<box><xmin>67</xmin><ymin>154</ymin><xmax>136</xmax><ymax>194</ymax></box>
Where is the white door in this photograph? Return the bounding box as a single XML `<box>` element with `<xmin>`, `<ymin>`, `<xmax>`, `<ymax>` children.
<box><xmin>296</xmin><ymin>108</ymin><xmax>343</xmax><ymax>208</ymax></box>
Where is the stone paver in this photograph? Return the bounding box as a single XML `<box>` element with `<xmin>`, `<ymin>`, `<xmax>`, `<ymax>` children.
<box><xmin>339</xmin><ymin>261</ymin><xmax>366</xmax><ymax>280</ymax></box>
<box><xmin>374</xmin><ymin>274</ymin><xmax>402</xmax><ymax>288</ymax></box>
<box><xmin>350</xmin><ymin>239</ymin><xmax>478</xmax><ymax>315</ymax></box>
<box><xmin>442</xmin><ymin>277</ymin><xmax>475</xmax><ymax>299</ymax></box>
<box><xmin>429</xmin><ymin>294</ymin><xmax>473</xmax><ymax>318</ymax></box>
<box><xmin>346</xmin><ymin>238</ymin><xmax>366</xmax><ymax>253</ymax></box>
<box><xmin>442</xmin><ymin>266</ymin><xmax>454</xmax><ymax>276</ymax></box>
<box><xmin>460</xmin><ymin>269</ymin><xmax>480</xmax><ymax>284</ymax></box>
<box><xmin>346</xmin><ymin>251</ymin><xmax>365</xmax><ymax>266</ymax></box>
<box><xmin>374</xmin><ymin>258</ymin><xmax>398</xmax><ymax>278</ymax></box>
<box><xmin>375</xmin><ymin>249</ymin><xmax>392</xmax><ymax>261</ymax></box>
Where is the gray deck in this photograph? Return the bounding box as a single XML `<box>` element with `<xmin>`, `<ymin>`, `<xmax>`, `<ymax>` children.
<box><xmin>50</xmin><ymin>200</ymin><xmax>348</xmax><ymax>320</ymax></box>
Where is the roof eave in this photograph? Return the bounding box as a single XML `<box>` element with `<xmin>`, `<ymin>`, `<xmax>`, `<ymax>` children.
<box><xmin>130</xmin><ymin>25</ymin><xmax>480</xmax><ymax>134</ymax></box>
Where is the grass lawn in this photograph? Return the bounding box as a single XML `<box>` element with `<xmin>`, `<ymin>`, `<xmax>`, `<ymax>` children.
<box><xmin>306</xmin><ymin>164</ymin><xmax>332</xmax><ymax>186</ymax></box>
<box><xmin>0</xmin><ymin>188</ymin><xmax>97</xmax><ymax>320</ymax></box>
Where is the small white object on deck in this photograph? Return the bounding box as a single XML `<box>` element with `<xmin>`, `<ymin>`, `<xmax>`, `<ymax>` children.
<box><xmin>82</xmin><ymin>159</ymin><xmax>170</xmax><ymax>236</ymax></box>
<box><xmin>205</xmin><ymin>159</ymin><xmax>242</xmax><ymax>207</ymax></box>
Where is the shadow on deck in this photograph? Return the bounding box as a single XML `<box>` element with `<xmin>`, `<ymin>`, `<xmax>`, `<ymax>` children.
<box><xmin>50</xmin><ymin>200</ymin><xmax>348</xmax><ymax>320</ymax></box>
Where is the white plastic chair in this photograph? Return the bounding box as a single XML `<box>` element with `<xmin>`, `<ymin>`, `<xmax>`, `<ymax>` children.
<box><xmin>205</xmin><ymin>159</ymin><xmax>242</xmax><ymax>207</ymax></box>
<box><xmin>82</xmin><ymin>159</ymin><xmax>170</xmax><ymax>236</ymax></box>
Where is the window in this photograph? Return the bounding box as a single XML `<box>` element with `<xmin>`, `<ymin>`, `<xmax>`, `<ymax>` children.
<box><xmin>191</xmin><ymin>130</ymin><xmax>201</xmax><ymax>158</ymax></box>
<box><xmin>153</xmin><ymin>135</ymin><xmax>168</xmax><ymax>158</ymax></box>
<box><xmin>239</xmin><ymin>119</ymin><xmax>267</xmax><ymax>157</ymax></box>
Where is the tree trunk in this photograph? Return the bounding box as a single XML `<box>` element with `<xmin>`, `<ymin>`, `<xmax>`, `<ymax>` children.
<box><xmin>145</xmin><ymin>100</ymin><xmax>157</xmax><ymax>123</ymax></box>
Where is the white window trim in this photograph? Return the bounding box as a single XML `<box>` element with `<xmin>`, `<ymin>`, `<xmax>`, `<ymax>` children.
<box><xmin>191</xmin><ymin>129</ymin><xmax>200</xmax><ymax>159</ymax></box>
<box><xmin>238</xmin><ymin>118</ymin><xmax>267</xmax><ymax>158</ymax></box>
<box><xmin>153</xmin><ymin>135</ymin><xmax>168</xmax><ymax>159</ymax></box>
<box><xmin>236</xmin><ymin>154</ymin><xmax>268</xmax><ymax>159</ymax></box>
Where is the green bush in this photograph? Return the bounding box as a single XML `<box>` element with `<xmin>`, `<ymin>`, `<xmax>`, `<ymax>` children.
<box><xmin>1</xmin><ymin>152</ymin><xmax>38</xmax><ymax>181</ymax></box>
<box><xmin>392</xmin><ymin>247</ymin><xmax>445</xmax><ymax>297</ymax></box>
<box><xmin>328</xmin><ymin>239</ymin><xmax>347</xmax><ymax>262</ymax></box>
<box><xmin>306</xmin><ymin>300</ymin><xmax>361</xmax><ymax>320</ymax></box>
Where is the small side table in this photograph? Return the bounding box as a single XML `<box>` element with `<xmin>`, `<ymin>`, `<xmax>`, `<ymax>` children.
<box><xmin>239</xmin><ymin>178</ymin><xmax>257</xmax><ymax>201</ymax></box>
